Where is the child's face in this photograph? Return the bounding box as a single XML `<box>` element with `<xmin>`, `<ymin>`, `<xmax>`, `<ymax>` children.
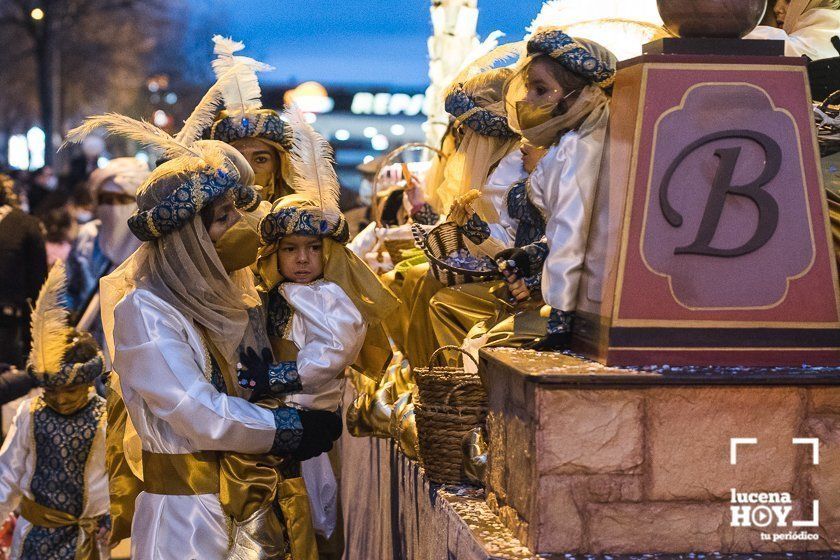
<box><xmin>277</xmin><ymin>234</ymin><xmax>324</xmax><ymax>283</ymax></box>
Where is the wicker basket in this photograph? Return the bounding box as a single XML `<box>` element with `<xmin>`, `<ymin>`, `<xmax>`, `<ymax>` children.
<box><xmin>414</xmin><ymin>346</ymin><xmax>488</xmax><ymax>485</ymax></box>
<box><xmin>411</xmin><ymin>222</ymin><xmax>498</xmax><ymax>287</ymax></box>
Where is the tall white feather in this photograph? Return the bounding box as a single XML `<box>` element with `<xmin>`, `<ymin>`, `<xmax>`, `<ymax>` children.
<box><xmin>285</xmin><ymin>106</ymin><xmax>340</xmax><ymax>223</ymax></box>
<box><xmin>29</xmin><ymin>260</ymin><xmax>71</xmax><ymax>374</ymax></box>
<box><xmin>211</xmin><ymin>35</ymin><xmax>274</xmax><ymax>118</ymax></box>
<box><xmin>174</xmin><ymin>62</ymin><xmax>250</xmax><ymax>145</ymax></box>
<box><xmin>63</xmin><ymin>113</ymin><xmax>202</xmax><ymax>160</ymax></box>
<box><xmin>452</xmin><ymin>30</ymin><xmax>505</xmax><ymax>82</ymax></box>
<box><xmin>450</xmin><ymin>40</ymin><xmax>525</xmax><ymax>90</ymax></box>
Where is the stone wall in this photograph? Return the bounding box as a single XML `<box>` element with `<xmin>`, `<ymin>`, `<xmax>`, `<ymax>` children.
<box><xmin>482</xmin><ymin>349</ymin><xmax>840</xmax><ymax>554</ymax></box>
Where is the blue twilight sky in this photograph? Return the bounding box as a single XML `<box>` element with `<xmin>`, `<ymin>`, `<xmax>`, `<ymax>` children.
<box><xmin>189</xmin><ymin>0</ymin><xmax>538</xmax><ymax>88</ymax></box>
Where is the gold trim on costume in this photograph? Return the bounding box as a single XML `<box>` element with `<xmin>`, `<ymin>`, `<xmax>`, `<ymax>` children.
<box><xmin>141</xmin><ymin>450</ymin><xmax>220</xmax><ymax>495</ymax></box>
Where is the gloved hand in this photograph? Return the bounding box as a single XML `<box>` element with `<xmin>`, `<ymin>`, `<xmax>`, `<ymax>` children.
<box><xmin>292</xmin><ymin>410</ymin><xmax>343</xmax><ymax>462</ymax></box>
<box><xmin>237</xmin><ymin>347</ymin><xmax>272</xmax><ymax>402</ymax></box>
<box><xmin>495</xmin><ymin>247</ymin><xmax>532</xmax><ymax>278</ymax></box>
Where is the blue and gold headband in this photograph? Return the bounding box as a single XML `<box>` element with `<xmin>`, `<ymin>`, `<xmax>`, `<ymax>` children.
<box><xmin>445</xmin><ymin>85</ymin><xmax>517</xmax><ymax>138</ymax></box>
<box><xmin>28</xmin><ymin>351</ymin><xmax>105</xmax><ymax>389</ymax></box>
<box><xmin>128</xmin><ymin>166</ymin><xmax>260</xmax><ymax>242</ymax></box>
<box><xmin>259</xmin><ymin>206</ymin><xmax>349</xmax><ymax>246</ymax></box>
<box><xmin>527</xmin><ymin>28</ymin><xmax>617</xmax><ymax>89</ymax></box>
<box><xmin>210</xmin><ymin>109</ymin><xmax>294</xmax><ymax>151</ymax></box>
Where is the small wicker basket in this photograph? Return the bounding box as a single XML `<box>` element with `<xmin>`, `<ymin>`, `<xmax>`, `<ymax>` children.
<box><xmin>411</xmin><ymin>222</ymin><xmax>498</xmax><ymax>287</ymax></box>
<box><xmin>414</xmin><ymin>346</ymin><xmax>488</xmax><ymax>485</ymax></box>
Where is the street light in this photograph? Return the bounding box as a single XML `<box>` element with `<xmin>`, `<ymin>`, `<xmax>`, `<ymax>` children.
<box><xmin>30</xmin><ymin>8</ymin><xmax>44</xmax><ymax>20</ymax></box>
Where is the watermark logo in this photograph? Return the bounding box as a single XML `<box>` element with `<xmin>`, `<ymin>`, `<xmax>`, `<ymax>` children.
<box><xmin>729</xmin><ymin>437</ymin><xmax>820</xmax><ymax>543</ymax></box>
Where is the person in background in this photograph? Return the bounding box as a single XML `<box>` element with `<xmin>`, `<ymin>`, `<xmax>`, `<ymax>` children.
<box><xmin>65</xmin><ymin>158</ymin><xmax>149</xmax><ymax>335</ymax></box>
<box><xmin>747</xmin><ymin>0</ymin><xmax>840</xmax><ymax>60</ymax></box>
<box><xmin>25</xmin><ymin>166</ymin><xmax>59</xmax><ymax>217</ymax></box>
<box><xmin>0</xmin><ymin>364</ymin><xmax>35</xmax><ymax>409</ymax></box>
<box><xmin>41</xmin><ymin>207</ymin><xmax>77</xmax><ymax>269</ymax></box>
<box><xmin>0</xmin><ymin>175</ymin><xmax>47</xmax><ymax>367</ymax></box>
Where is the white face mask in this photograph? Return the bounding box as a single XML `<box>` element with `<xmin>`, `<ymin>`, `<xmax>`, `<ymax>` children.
<box><xmin>75</xmin><ymin>210</ymin><xmax>94</xmax><ymax>224</ymax></box>
<box><xmin>43</xmin><ymin>175</ymin><xmax>58</xmax><ymax>191</ymax></box>
<box><xmin>96</xmin><ymin>202</ymin><xmax>139</xmax><ymax>263</ymax></box>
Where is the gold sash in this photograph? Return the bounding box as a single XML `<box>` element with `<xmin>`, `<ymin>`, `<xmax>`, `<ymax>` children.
<box><xmin>141</xmin><ymin>450</ymin><xmax>220</xmax><ymax>495</ymax></box>
<box><xmin>20</xmin><ymin>496</ymin><xmax>101</xmax><ymax>560</ymax></box>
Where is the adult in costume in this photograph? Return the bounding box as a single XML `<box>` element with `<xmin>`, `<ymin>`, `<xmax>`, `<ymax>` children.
<box><xmin>65</xmin><ymin>71</ymin><xmax>341</xmax><ymax>558</ymax></box>
<box><xmin>0</xmin><ymin>261</ymin><xmax>109</xmax><ymax>559</ymax></box>
<box><xmin>207</xmin><ymin>36</ymin><xmax>294</xmax><ymax>275</ymax></box>
<box><xmin>209</xmin><ymin>36</ymin><xmax>294</xmax><ymax>203</ymax></box>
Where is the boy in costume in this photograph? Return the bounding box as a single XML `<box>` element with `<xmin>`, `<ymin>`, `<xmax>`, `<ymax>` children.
<box><xmin>0</xmin><ymin>261</ymin><xmax>109</xmax><ymax>560</ymax></box>
<box><xmin>237</xmin><ymin>107</ymin><xmax>400</xmax><ymax>559</ymax></box>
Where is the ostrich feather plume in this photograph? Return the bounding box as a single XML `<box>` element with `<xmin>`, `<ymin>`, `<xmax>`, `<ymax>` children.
<box><xmin>29</xmin><ymin>260</ymin><xmax>71</xmax><ymax>374</ymax></box>
<box><xmin>285</xmin><ymin>105</ymin><xmax>340</xmax><ymax>223</ymax></box>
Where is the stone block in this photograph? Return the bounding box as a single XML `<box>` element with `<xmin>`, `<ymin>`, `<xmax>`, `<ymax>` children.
<box><xmin>587</xmin><ymin>502</ymin><xmax>724</xmax><ymax>553</ymax></box>
<box><xmin>505</xmin><ymin>414</ymin><xmax>535</xmax><ymax>517</ymax></box>
<box><xmin>536</xmin><ymin>389</ymin><xmax>644</xmax><ymax>475</ymax></box>
<box><xmin>809</xmin><ymin>387</ymin><xmax>840</xmax><ymax>415</ymax></box>
<box><xmin>485</xmin><ymin>412</ymin><xmax>507</xmax><ymax>503</ymax></box>
<box><xmin>806</xmin><ymin>415</ymin><xmax>840</xmax><ymax>550</ymax></box>
<box><xmin>534</xmin><ymin>476</ymin><xmax>584</xmax><ymax>552</ymax></box>
<box><xmin>647</xmin><ymin>386</ymin><xmax>803</xmax><ymax>501</ymax></box>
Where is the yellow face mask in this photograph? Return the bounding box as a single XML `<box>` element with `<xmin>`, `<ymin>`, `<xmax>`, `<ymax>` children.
<box><xmin>43</xmin><ymin>385</ymin><xmax>92</xmax><ymax>415</ymax></box>
<box><xmin>515</xmin><ymin>100</ymin><xmax>558</xmax><ymax>130</ymax></box>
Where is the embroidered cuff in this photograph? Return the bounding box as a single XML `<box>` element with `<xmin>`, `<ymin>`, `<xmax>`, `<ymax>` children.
<box><xmin>524</xmin><ymin>274</ymin><xmax>542</xmax><ymax>293</ymax></box>
<box><xmin>268</xmin><ymin>361</ymin><xmax>303</xmax><ymax>396</ymax></box>
<box><xmin>460</xmin><ymin>212</ymin><xmax>491</xmax><ymax>244</ymax></box>
<box><xmin>547</xmin><ymin>308</ymin><xmax>575</xmax><ymax>335</ymax></box>
<box><xmin>411</xmin><ymin>202</ymin><xmax>440</xmax><ymax>226</ymax></box>
<box><xmin>522</xmin><ymin>241</ymin><xmax>549</xmax><ymax>275</ymax></box>
<box><xmin>270</xmin><ymin>407</ymin><xmax>304</xmax><ymax>455</ymax></box>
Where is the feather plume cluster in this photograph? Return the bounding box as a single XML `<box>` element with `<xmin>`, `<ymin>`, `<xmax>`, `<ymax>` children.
<box><xmin>64</xmin><ymin>113</ymin><xmax>203</xmax><ymax>161</ymax></box>
<box><xmin>525</xmin><ymin>0</ymin><xmax>669</xmax><ymax>61</ymax></box>
<box><xmin>211</xmin><ymin>35</ymin><xmax>274</xmax><ymax>119</ymax></box>
<box><xmin>285</xmin><ymin>105</ymin><xmax>340</xmax><ymax>223</ymax></box>
<box><xmin>29</xmin><ymin>260</ymin><xmax>71</xmax><ymax>374</ymax></box>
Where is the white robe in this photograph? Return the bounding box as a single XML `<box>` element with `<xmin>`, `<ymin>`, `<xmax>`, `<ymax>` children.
<box><xmin>0</xmin><ymin>397</ymin><xmax>108</xmax><ymax>560</ymax></box>
<box><xmin>480</xmin><ymin>150</ymin><xmax>530</xmax><ymax>249</ymax></box>
<box><xmin>111</xmin><ymin>288</ymin><xmax>277</xmax><ymax>560</ymax></box>
<box><xmin>528</xmin><ymin>105</ymin><xmax>610</xmax><ymax>312</ymax></box>
<box><xmin>746</xmin><ymin>9</ymin><xmax>840</xmax><ymax>61</ymax></box>
<box><xmin>280</xmin><ymin>279</ymin><xmax>366</xmax><ymax>539</ymax></box>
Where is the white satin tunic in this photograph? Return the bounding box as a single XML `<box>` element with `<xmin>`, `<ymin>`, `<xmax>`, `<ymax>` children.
<box><xmin>280</xmin><ymin>279</ymin><xmax>366</xmax><ymax>539</ymax></box>
<box><xmin>110</xmin><ymin>288</ymin><xmax>277</xmax><ymax>560</ymax></box>
<box><xmin>528</xmin><ymin>105</ymin><xmax>610</xmax><ymax>312</ymax></box>
<box><xmin>746</xmin><ymin>9</ymin><xmax>840</xmax><ymax>61</ymax></box>
<box><xmin>280</xmin><ymin>280</ymin><xmax>365</xmax><ymax>413</ymax></box>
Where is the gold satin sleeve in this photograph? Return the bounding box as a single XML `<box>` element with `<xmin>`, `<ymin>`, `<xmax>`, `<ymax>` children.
<box><xmin>104</xmin><ymin>382</ymin><xmax>143</xmax><ymax>546</ymax></box>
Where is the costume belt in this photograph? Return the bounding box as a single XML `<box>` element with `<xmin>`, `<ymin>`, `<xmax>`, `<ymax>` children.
<box><xmin>141</xmin><ymin>450</ymin><xmax>220</xmax><ymax>495</ymax></box>
<box><xmin>20</xmin><ymin>496</ymin><xmax>101</xmax><ymax>560</ymax></box>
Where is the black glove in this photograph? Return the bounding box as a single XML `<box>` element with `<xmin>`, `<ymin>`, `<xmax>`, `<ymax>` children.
<box><xmin>495</xmin><ymin>247</ymin><xmax>532</xmax><ymax>278</ymax></box>
<box><xmin>292</xmin><ymin>410</ymin><xmax>343</xmax><ymax>462</ymax></box>
<box><xmin>237</xmin><ymin>347</ymin><xmax>272</xmax><ymax>402</ymax></box>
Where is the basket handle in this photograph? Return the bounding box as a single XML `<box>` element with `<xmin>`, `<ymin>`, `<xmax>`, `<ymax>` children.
<box><xmin>444</xmin><ymin>380</ymin><xmax>484</xmax><ymax>407</ymax></box>
<box><xmin>428</xmin><ymin>345</ymin><xmax>479</xmax><ymax>370</ymax></box>
<box><xmin>411</xmin><ymin>223</ymin><xmax>429</xmax><ymax>252</ymax></box>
